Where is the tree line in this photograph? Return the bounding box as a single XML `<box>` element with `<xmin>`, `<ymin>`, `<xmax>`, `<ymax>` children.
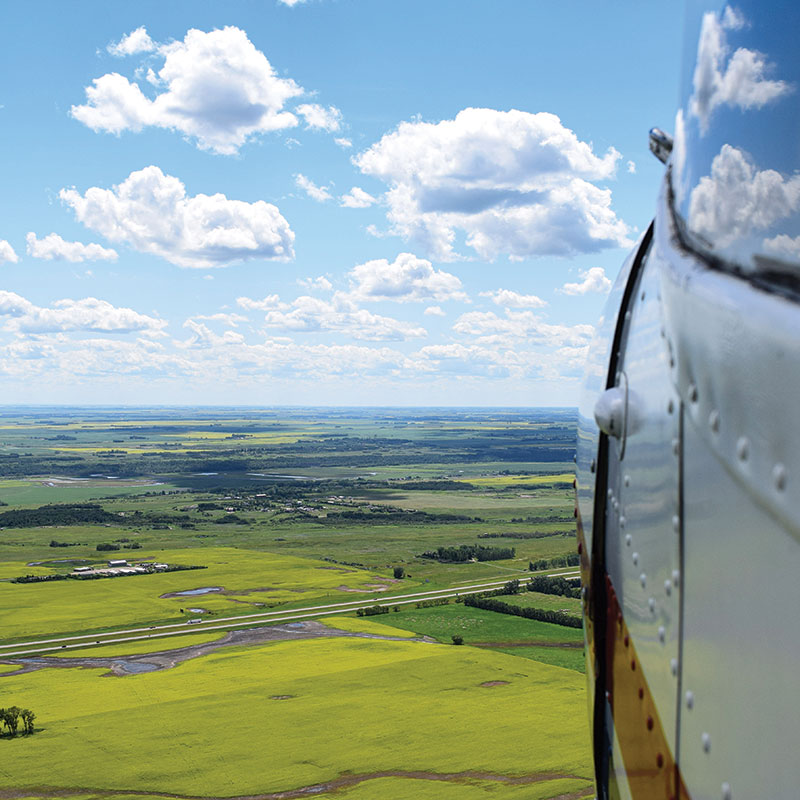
<box><xmin>529</xmin><ymin>554</ymin><xmax>580</xmax><ymax>571</ymax></box>
<box><xmin>420</xmin><ymin>544</ymin><xmax>515</xmax><ymax>562</ymax></box>
<box><xmin>463</xmin><ymin>594</ymin><xmax>582</xmax><ymax>628</ymax></box>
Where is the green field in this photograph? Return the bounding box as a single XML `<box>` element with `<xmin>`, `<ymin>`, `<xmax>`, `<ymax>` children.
<box><xmin>0</xmin><ymin>636</ymin><xmax>592</xmax><ymax>799</ymax></box>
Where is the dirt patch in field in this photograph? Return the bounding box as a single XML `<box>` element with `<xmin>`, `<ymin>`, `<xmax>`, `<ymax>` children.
<box><xmin>269</xmin><ymin>695</ymin><xmax>294</xmax><ymax>700</ymax></box>
<box><xmin>0</xmin><ymin>771</ymin><xmax>593</xmax><ymax>800</ymax></box>
<box><xmin>479</xmin><ymin>680</ymin><xmax>510</xmax><ymax>687</ymax></box>
<box><xmin>0</xmin><ymin>621</ymin><xmax>436</xmax><ymax>679</ymax></box>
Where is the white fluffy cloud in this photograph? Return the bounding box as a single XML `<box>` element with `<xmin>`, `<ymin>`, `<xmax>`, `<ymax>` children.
<box><xmin>559</xmin><ymin>267</ymin><xmax>611</xmax><ymax>295</ymax></box>
<box><xmin>688</xmin><ymin>144</ymin><xmax>800</xmax><ymax>248</ymax></box>
<box><xmin>277</xmin><ymin>0</ymin><xmax>308</xmax><ymax>6</ymax></box>
<box><xmin>255</xmin><ymin>295</ymin><xmax>427</xmax><ymax>341</ymax></box>
<box><xmin>60</xmin><ymin>166</ymin><xmax>294</xmax><ymax>268</ymax></box>
<box><xmin>481</xmin><ymin>288</ymin><xmax>546</xmax><ymax>308</ymax></box>
<box><xmin>0</xmin><ymin>240</ymin><xmax>19</xmax><ymax>264</ymax></box>
<box><xmin>452</xmin><ymin>309</ymin><xmax>593</xmax><ymax>347</ymax></box>
<box><xmin>354</xmin><ymin>107</ymin><xmax>629</xmax><ymax>260</ymax></box>
<box><xmin>0</xmin><ymin>291</ymin><xmax>166</xmax><ymax>334</ymax></box>
<box><xmin>690</xmin><ymin>9</ymin><xmax>791</xmax><ymax>132</ymax></box>
<box><xmin>346</xmin><ymin>253</ymin><xmax>467</xmax><ymax>303</ymax></box>
<box><xmin>297</xmin><ymin>276</ymin><xmax>333</xmax><ymax>291</ymax></box>
<box><xmin>73</xmin><ymin>27</ymin><xmax>311</xmax><ymax>155</ymax></box>
<box><xmin>107</xmin><ymin>26</ymin><xmax>155</xmax><ymax>57</ymax></box>
<box><xmin>424</xmin><ymin>305</ymin><xmax>446</xmax><ymax>317</ymax></box>
<box><xmin>335</xmin><ymin>137</ymin><xmax>353</xmax><ymax>149</ymax></box>
<box><xmin>26</xmin><ymin>232</ymin><xmax>118</xmax><ymax>262</ymax></box>
<box><xmin>296</xmin><ymin>103</ymin><xmax>342</xmax><ymax>132</ymax></box>
<box><xmin>295</xmin><ymin>174</ymin><xmax>333</xmax><ymax>202</ymax></box>
<box><xmin>340</xmin><ymin>187</ymin><xmax>377</xmax><ymax>208</ymax></box>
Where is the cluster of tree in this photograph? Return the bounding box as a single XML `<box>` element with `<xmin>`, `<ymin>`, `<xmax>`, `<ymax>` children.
<box><xmin>415</xmin><ymin>597</ymin><xmax>450</xmax><ymax>608</ymax></box>
<box><xmin>49</xmin><ymin>539</ymin><xmax>80</xmax><ymax>548</ymax></box>
<box><xmin>1</xmin><ymin>706</ymin><xmax>36</xmax><ymax>737</ymax></box>
<box><xmin>529</xmin><ymin>554</ymin><xmax>580</xmax><ymax>571</ymax></box>
<box><xmin>463</xmin><ymin>594</ymin><xmax>582</xmax><ymax>628</ymax></box>
<box><xmin>478</xmin><ymin>530</ymin><xmax>570</xmax><ymax>540</ymax></box>
<box><xmin>96</xmin><ymin>543</ymin><xmax>120</xmax><ymax>551</ymax></box>
<box><xmin>419</xmin><ymin>544</ymin><xmax>515</xmax><ymax>562</ymax></box>
<box><xmin>393</xmin><ymin>480</ymin><xmax>475</xmax><ymax>491</ymax></box>
<box><xmin>321</xmin><ymin>556</ymin><xmax>367</xmax><ymax>568</ymax></box>
<box><xmin>212</xmin><ymin>514</ymin><xmax>252</xmax><ymax>525</ymax></box>
<box><xmin>393</xmin><ymin>566</ymin><xmax>405</xmax><ymax>579</ymax></box>
<box><xmin>355</xmin><ymin>605</ymin><xmax>390</xmax><ymax>617</ymax></box>
<box><xmin>526</xmin><ymin>575</ymin><xmax>581</xmax><ymax>598</ymax></box>
<box><xmin>0</xmin><ymin>503</ymin><xmax>119</xmax><ymax>528</ymax></box>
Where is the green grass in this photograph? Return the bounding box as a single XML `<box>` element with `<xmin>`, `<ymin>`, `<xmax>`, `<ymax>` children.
<box><xmin>497</xmin><ymin>590</ymin><xmax>582</xmax><ymax>615</ymax></box>
<box><xmin>0</xmin><ymin>547</ymin><xmax>411</xmax><ymax>641</ymax></box>
<box><xmin>1</xmin><ymin>636</ymin><xmax>592</xmax><ymax>797</ymax></box>
<box><xmin>320</xmin><ymin>614</ymin><xmax>417</xmax><ymax>638</ymax></box>
<box><xmin>488</xmin><ymin>645</ymin><xmax>586</xmax><ymax>673</ymax></box>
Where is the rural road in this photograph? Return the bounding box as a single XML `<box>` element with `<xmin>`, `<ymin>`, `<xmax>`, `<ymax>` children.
<box><xmin>0</xmin><ymin>569</ymin><xmax>579</xmax><ymax>658</ymax></box>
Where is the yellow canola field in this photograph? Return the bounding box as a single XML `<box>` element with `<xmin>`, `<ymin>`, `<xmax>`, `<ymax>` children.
<box><xmin>1</xmin><ymin>637</ymin><xmax>592</xmax><ymax>798</ymax></box>
<box><xmin>0</xmin><ymin>547</ymin><xmax>405</xmax><ymax>640</ymax></box>
<box><xmin>462</xmin><ymin>473</ymin><xmax>574</xmax><ymax>487</ymax></box>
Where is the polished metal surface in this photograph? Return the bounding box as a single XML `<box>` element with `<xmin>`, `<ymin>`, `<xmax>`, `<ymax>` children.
<box><xmin>649</xmin><ymin>127</ymin><xmax>673</xmax><ymax>165</ymax></box>
<box><xmin>671</xmin><ymin>1</ymin><xmax>800</xmax><ymax>280</ymax></box>
<box><xmin>606</xmin><ymin>248</ymin><xmax>683</xmax><ymax>764</ymax></box>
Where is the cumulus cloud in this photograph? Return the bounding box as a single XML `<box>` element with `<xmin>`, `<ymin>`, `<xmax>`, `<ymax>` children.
<box><xmin>296</xmin><ymin>103</ymin><xmax>342</xmax><ymax>132</ymax></box>
<box><xmin>335</xmin><ymin>137</ymin><xmax>352</xmax><ymax>149</ymax></box>
<box><xmin>107</xmin><ymin>26</ymin><xmax>156</xmax><ymax>57</ymax></box>
<box><xmin>688</xmin><ymin>144</ymin><xmax>800</xmax><ymax>248</ymax></box>
<box><xmin>0</xmin><ymin>240</ymin><xmax>19</xmax><ymax>264</ymax></box>
<box><xmin>424</xmin><ymin>305</ymin><xmax>446</xmax><ymax>317</ymax></box>
<box><xmin>295</xmin><ymin>174</ymin><xmax>333</xmax><ymax>202</ymax></box>
<box><xmin>346</xmin><ymin>252</ymin><xmax>467</xmax><ymax>303</ymax></box>
<box><xmin>559</xmin><ymin>267</ymin><xmax>611</xmax><ymax>295</ymax></box>
<box><xmin>236</xmin><ymin>294</ymin><xmax>286</xmax><ymax>311</ymax></box>
<box><xmin>627</xmin><ymin>160</ymin><xmax>636</xmax><ymax>174</ymax></box>
<box><xmin>26</xmin><ymin>232</ymin><xmax>118</xmax><ymax>262</ymax></box>
<box><xmin>60</xmin><ymin>165</ymin><xmax>294</xmax><ymax>268</ymax></box>
<box><xmin>73</xmin><ymin>27</ymin><xmax>312</xmax><ymax>155</ymax></box>
<box><xmin>277</xmin><ymin>0</ymin><xmax>307</xmax><ymax>5</ymax></box>
<box><xmin>339</xmin><ymin>186</ymin><xmax>377</xmax><ymax>208</ymax></box>
<box><xmin>0</xmin><ymin>291</ymin><xmax>166</xmax><ymax>334</ymax></box>
<box><xmin>297</xmin><ymin>276</ymin><xmax>333</xmax><ymax>291</ymax></box>
<box><xmin>481</xmin><ymin>288</ymin><xmax>546</xmax><ymax>308</ymax></box>
<box><xmin>690</xmin><ymin>8</ymin><xmax>791</xmax><ymax>132</ymax></box>
<box><xmin>257</xmin><ymin>295</ymin><xmax>427</xmax><ymax>341</ymax></box>
<box><xmin>452</xmin><ymin>309</ymin><xmax>593</xmax><ymax>347</ymax></box>
<box><xmin>354</xmin><ymin>107</ymin><xmax>629</xmax><ymax>261</ymax></box>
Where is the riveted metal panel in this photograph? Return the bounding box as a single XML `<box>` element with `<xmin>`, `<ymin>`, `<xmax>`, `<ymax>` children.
<box><xmin>609</xmin><ymin>252</ymin><xmax>683</xmax><ymax>767</ymax></box>
<box><xmin>679</xmin><ymin>418</ymin><xmax>800</xmax><ymax>799</ymax></box>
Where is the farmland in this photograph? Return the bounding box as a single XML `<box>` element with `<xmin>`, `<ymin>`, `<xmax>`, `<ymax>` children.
<box><xmin>0</xmin><ymin>407</ymin><xmax>589</xmax><ymax>800</ymax></box>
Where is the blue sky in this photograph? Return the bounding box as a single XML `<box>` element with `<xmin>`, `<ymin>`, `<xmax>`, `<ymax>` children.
<box><xmin>0</xmin><ymin>0</ymin><xmax>684</xmax><ymax>406</ymax></box>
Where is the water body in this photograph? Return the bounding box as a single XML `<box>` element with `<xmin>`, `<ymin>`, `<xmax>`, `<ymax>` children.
<box><xmin>170</xmin><ymin>587</ymin><xmax>223</xmax><ymax>596</ymax></box>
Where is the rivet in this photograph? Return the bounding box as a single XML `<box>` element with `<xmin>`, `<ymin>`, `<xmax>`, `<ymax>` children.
<box><xmin>686</xmin><ymin>690</ymin><xmax>694</xmax><ymax>710</ymax></box>
<box><xmin>669</xmin><ymin>356</ymin><xmax>675</xmax><ymax>368</ymax></box>
<box><xmin>572</xmin><ymin>478</ymin><xmax>577</xmax><ymax>489</ymax></box>
<box><xmin>647</xmin><ymin>715</ymin><xmax>654</xmax><ymax>731</ymax></box>
<box><xmin>648</xmin><ymin>596</ymin><xmax>656</xmax><ymax>612</ymax></box>
<box><xmin>581</xmin><ymin>587</ymin><xmax>587</xmax><ymax>599</ymax></box>
<box><xmin>667</xmin><ymin>399</ymin><xmax>674</xmax><ymax>415</ymax></box>
<box><xmin>607</xmin><ymin>488</ymin><xmax>614</xmax><ymax>499</ymax></box>
<box><xmin>702</xmin><ymin>732</ymin><xmax>711</xmax><ymax>753</ymax></box>
<box><xmin>574</xmin><ymin>506</ymin><xmax>578</xmax><ymax>518</ymax></box>
<box><xmin>656</xmin><ymin>752</ymin><xmax>664</xmax><ymax>768</ymax></box>
<box><xmin>641</xmin><ymin>290</ymin><xmax>646</xmax><ymax>301</ymax></box>
<box><xmin>590</xmin><ymin>459</ymin><xmax>596</xmax><ymax>473</ymax></box>
<box><xmin>688</xmin><ymin>383</ymin><xmax>698</xmax><ymax>403</ymax></box>
<box><xmin>577</xmin><ymin>541</ymin><xmax>583</xmax><ymax>555</ymax></box>
<box><xmin>672</xmin><ymin>438</ymin><xmax>680</xmax><ymax>456</ymax></box>
<box><xmin>736</xmin><ymin>437</ymin><xmax>749</xmax><ymax>462</ymax></box>
<box><xmin>670</xmin><ymin>658</ymin><xmax>678</xmax><ymax>676</ymax></box>
<box><xmin>625</xmin><ymin>533</ymin><xmax>632</xmax><ymax>546</ymax></box>
<box><xmin>640</xmin><ymin>572</ymin><xmax>647</xmax><ymax>588</ymax></box>
<box><xmin>620</xmin><ymin>515</ymin><xmax>626</xmax><ymax>529</ymax></box>
<box><xmin>658</xmin><ymin>626</ymin><xmax>666</xmax><ymax>643</ymax></box>
<box><xmin>638</xmin><ymin>687</ymin><xmax>644</xmax><ymax>700</ymax></box>
<box><xmin>625</xmin><ymin>310</ymin><xmax>632</xmax><ymax>321</ymax></box>
<box><xmin>612</xmin><ymin>498</ymin><xmax>619</xmax><ymax>511</ymax></box>
<box><xmin>632</xmin><ymin>552</ymin><xmax>639</xmax><ymax>565</ymax></box>
<box><xmin>672</xmin><ymin>569</ymin><xmax>680</xmax><ymax>587</ymax></box>
<box><xmin>624</xmin><ymin>474</ymin><xmax>631</xmax><ymax>487</ymax></box>
<box><xmin>631</xmin><ymin>659</ymin><xmax>636</xmax><ymax>671</ymax></box>
<box><xmin>709</xmin><ymin>409</ymin><xmax>720</xmax><ymax>433</ymax></box>
<box><xmin>624</xmin><ymin>635</ymin><xmax>629</xmax><ymax>647</ymax></box>
<box><xmin>664</xmin><ymin>579</ymin><xmax>672</xmax><ymax>596</ymax></box>
<box><xmin>721</xmin><ymin>781</ymin><xmax>732</xmax><ymax>800</ymax></box>
<box><xmin>672</xmin><ymin>515</ymin><xmax>680</xmax><ymax>534</ymax></box>
<box><xmin>773</xmin><ymin>463</ymin><xmax>787</xmax><ymax>492</ymax></box>
<box><xmin>617</xmin><ymin>611</ymin><xmax>623</xmax><ymax>625</ymax></box>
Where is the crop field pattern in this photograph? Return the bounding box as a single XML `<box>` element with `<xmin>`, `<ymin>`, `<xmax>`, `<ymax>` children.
<box><xmin>0</xmin><ymin>407</ymin><xmax>591</xmax><ymax>800</ymax></box>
